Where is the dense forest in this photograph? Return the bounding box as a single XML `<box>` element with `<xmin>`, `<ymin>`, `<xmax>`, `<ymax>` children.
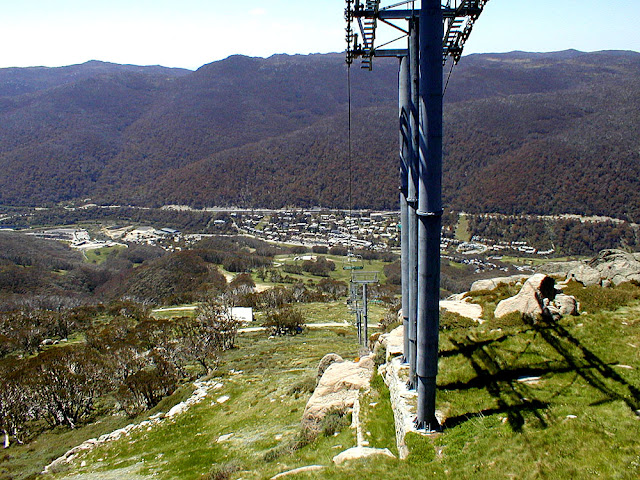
<box><xmin>467</xmin><ymin>215</ymin><xmax>639</xmax><ymax>256</ymax></box>
<box><xmin>1</xmin><ymin>51</ymin><xmax>640</xmax><ymax>220</ymax></box>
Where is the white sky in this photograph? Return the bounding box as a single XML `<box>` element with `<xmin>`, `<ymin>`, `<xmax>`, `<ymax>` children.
<box><xmin>2</xmin><ymin>0</ymin><xmax>639</xmax><ymax>70</ymax></box>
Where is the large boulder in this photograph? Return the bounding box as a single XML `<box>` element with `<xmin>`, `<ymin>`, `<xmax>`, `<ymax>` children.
<box><xmin>494</xmin><ymin>274</ymin><xmax>579</xmax><ymax>320</ymax></box>
<box><xmin>379</xmin><ymin>325</ymin><xmax>404</xmax><ymax>360</ymax></box>
<box><xmin>494</xmin><ymin>274</ymin><xmax>552</xmax><ymax>319</ymax></box>
<box><xmin>582</xmin><ymin>249</ymin><xmax>640</xmax><ymax>286</ymax></box>
<box><xmin>302</xmin><ymin>356</ymin><xmax>374</xmax><ymax>433</ymax></box>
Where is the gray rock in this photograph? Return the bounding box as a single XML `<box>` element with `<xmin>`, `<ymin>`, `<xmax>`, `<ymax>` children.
<box><xmin>494</xmin><ymin>274</ymin><xmax>553</xmax><ymax>319</ymax></box>
<box><xmin>553</xmin><ymin>293</ymin><xmax>579</xmax><ymax>316</ymax></box>
<box><xmin>545</xmin><ymin>249</ymin><xmax>640</xmax><ymax>287</ymax></box>
<box><xmin>495</xmin><ymin>274</ymin><xmax>579</xmax><ymax>320</ymax></box>
<box><xmin>566</xmin><ymin>264</ymin><xmax>602</xmax><ymax>287</ymax></box>
<box><xmin>332</xmin><ymin>446</ymin><xmax>396</xmax><ymax>465</ymax></box>
<box><xmin>303</xmin><ymin>356</ymin><xmax>374</xmax><ymax>433</ymax></box>
<box><xmin>470</xmin><ymin>274</ymin><xmax>529</xmax><ymax>292</ymax></box>
<box><xmin>537</xmin><ymin>260</ymin><xmax>584</xmax><ymax>277</ymax></box>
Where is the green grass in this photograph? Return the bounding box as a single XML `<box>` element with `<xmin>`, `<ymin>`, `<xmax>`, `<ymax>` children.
<box><xmin>151</xmin><ymin>305</ymin><xmax>199</xmax><ymax>320</ymax></box>
<box><xmin>301</xmin><ymin>301</ymin><xmax>386</xmax><ymax>327</ymax></box>
<box><xmin>500</xmin><ymin>255</ymin><xmax>588</xmax><ymax>266</ymax></box>
<box><xmin>83</xmin><ymin>245</ymin><xmax>127</xmax><ymax>265</ymax></box>
<box><xmin>272</xmin><ymin>254</ymin><xmax>390</xmax><ymax>286</ymax></box>
<box><xmin>563</xmin><ymin>280</ymin><xmax>640</xmax><ymax>314</ymax></box>
<box><xmin>360</xmin><ymin>374</ymin><xmax>398</xmax><ymax>457</ymax></box>
<box><xmin>20</xmin><ymin>284</ymin><xmax>640</xmax><ymax>480</ymax></box>
<box><xmin>255</xmin><ymin>216</ymin><xmax>271</xmax><ymax>231</ymax></box>
<box><xmin>455</xmin><ymin>214</ymin><xmax>471</xmax><ymax>243</ymax></box>
<box><xmin>46</xmin><ymin>329</ymin><xmax>361</xmax><ymax>480</ymax></box>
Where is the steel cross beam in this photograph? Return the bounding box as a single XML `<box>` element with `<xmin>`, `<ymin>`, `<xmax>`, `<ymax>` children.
<box><xmin>346</xmin><ymin>0</ymin><xmax>489</xmax><ymax>68</ymax></box>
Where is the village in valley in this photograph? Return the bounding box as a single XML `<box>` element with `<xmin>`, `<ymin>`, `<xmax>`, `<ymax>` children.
<box><xmin>3</xmin><ymin>205</ymin><xmax>575</xmax><ymax>279</ymax></box>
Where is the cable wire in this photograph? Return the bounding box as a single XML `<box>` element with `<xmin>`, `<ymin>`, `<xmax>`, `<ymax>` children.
<box><xmin>443</xmin><ymin>59</ymin><xmax>455</xmax><ymax>97</ymax></box>
<box><xmin>347</xmin><ymin>63</ymin><xmax>353</xmax><ymax>255</ymax></box>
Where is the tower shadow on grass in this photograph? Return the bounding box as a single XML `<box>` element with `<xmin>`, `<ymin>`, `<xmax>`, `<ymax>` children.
<box><xmin>442</xmin><ymin>335</ymin><xmax>550</xmax><ymax>432</ymax></box>
<box><xmin>439</xmin><ymin>315</ymin><xmax>640</xmax><ymax>432</ymax></box>
<box><xmin>521</xmin><ymin>315</ymin><xmax>640</xmax><ymax>417</ymax></box>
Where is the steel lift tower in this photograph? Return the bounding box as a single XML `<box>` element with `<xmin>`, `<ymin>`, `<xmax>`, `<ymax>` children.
<box><xmin>346</xmin><ymin>0</ymin><xmax>488</xmax><ymax>430</ymax></box>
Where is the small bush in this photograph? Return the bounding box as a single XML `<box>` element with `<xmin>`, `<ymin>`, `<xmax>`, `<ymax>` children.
<box><xmin>373</xmin><ymin>343</ymin><xmax>387</xmax><ymax>366</ymax></box>
<box><xmin>263</xmin><ymin>305</ymin><xmax>305</xmax><ymax>336</ymax></box>
<box><xmin>199</xmin><ymin>461</ymin><xmax>241</xmax><ymax>480</ymax></box>
<box><xmin>263</xmin><ymin>429</ymin><xmax>315</xmax><ymax>463</ymax></box>
<box><xmin>563</xmin><ymin>280</ymin><xmax>640</xmax><ymax>313</ymax></box>
<box><xmin>439</xmin><ymin>309</ymin><xmax>477</xmax><ymax>331</ymax></box>
<box><xmin>379</xmin><ymin>309</ymin><xmax>402</xmax><ymax>333</ymax></box>
<box><xmin>320</xmin><ymin>408</ymin><xmax>351</xmax><ymax>437</ymax></box>
<box><xmin>288</xmin><ymin>376</ymin><xmax>316</xmax><ymax>397</ymax></box>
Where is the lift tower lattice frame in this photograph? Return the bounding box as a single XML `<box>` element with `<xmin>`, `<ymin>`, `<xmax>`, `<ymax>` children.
<box><xmin>346</xmin><ymin>0</ymin><xmax>489</xmax><ymax>430</ymax></box>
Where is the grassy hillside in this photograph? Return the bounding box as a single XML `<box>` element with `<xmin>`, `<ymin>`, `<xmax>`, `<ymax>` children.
<box><xmin>20</xmin><ymin>281</ymin><xmax>638</xmax><ymax>480</ymax></box>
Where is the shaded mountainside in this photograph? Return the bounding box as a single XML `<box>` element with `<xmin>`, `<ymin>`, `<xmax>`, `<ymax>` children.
<box><xmin>1</xmin><ymin>51</ymin><xmax>640</xmax><ymax>219</ymax></box>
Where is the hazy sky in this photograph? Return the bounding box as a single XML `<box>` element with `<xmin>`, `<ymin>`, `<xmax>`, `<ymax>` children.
<box><xmin>2</xmin><ymin>0</ymin><xmax>639</xmax><ymax>70</ymax></box>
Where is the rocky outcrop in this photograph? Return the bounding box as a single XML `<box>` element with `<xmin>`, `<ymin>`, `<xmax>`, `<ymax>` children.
<box><xmin>302</xmin><ymin>355</ymin><xmax>374</xmax><ymax>434</ymax></box>
<box><xmin>538</xmin><ymin>249</ymin><xmax>640</xmax><ymax>287</ymax></box>
<box><xmin>440</xmin><ymin>294</ymin><xmax>484</xmax><ymax>322</ymax></box>
<box><xmin>494</xmin><ymin>274</ymin><xmax>579</xmax><ymax>320</ymax></box>
<box><xmin>470</xmin><ymin>274</ymin><xmax>529</xmax><ymax>292</ymax></box>
<box><xmin>380</xmin><ymin>326</ymin><xmax>404</xmax><ymax>361</ymax></box>
<box><xmin>332</xmin><ymin>446</ymin><xmax>395</xmax><ymax>465</ymax></box>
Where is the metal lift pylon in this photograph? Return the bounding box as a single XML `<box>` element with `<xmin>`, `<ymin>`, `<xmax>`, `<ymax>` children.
<box><xmin>349</xmin><ymin>270</ymin><xmax>378</xmax><ymax>349</ymax></box>
<box><xmin>345</xmin><ymin>0</ymin><xmax>489</xmax><ymax>431</ymax></box>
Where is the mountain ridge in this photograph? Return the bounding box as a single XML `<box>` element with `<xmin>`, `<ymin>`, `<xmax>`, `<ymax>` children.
<box><xmin>1</xmin><ymin>50</ymin><xmax>640</xmax><ymax>220</ymax></box>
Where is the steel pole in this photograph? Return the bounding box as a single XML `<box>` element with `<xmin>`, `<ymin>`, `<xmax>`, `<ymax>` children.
<box><xmin>399</xmin><ymin>55</ymin><xmax>410</xmax><ymax>363</ymax></box>
<box><xmin>416</xmin><ymin>0</ymin><xmax>443</xmax><ymax>431</ymax></box>
<box><xmin>407</xmin><ymin>17</ymin><xmax>419</xmax><ymax>389</ymax></box>
<box><xmin>363</xmin><ymin>283</ymin><xmax>368</xmax><ymax>348</ymax></box>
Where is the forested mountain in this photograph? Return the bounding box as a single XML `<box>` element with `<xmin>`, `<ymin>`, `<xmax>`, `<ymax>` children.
<box><xmin>1</xmin><ymin>51</ymin><xmax>640</xmax><ymax>220</ymax></box>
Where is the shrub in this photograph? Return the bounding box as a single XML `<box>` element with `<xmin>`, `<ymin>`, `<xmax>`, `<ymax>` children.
<box><xmin>288</xmin><ymin>376</ymin><xmax>317</xmax><ymax>397</ymax></box>
<box><xmin>263</xmin><ymin>429</ymin><xmax>315</xmax><ymax>463</ymax></box>
<box><xmin>263</xmin><ymin>306</ymin><xmax>305</xmax><ymax>336</ymax></box>
<box><xmin>379</xmin><ymin>309</ymin><xmax>401</xmax><ymax>333</ymax></box>
<box><xmin>439</xmin><ymin>309</ymin><xmax>477</xmax><ymax>331</ymax></box>
<box><xmin>199</xmin><ymin>462</ymin><xmax>241</xmax><ymax>480</ymax></box>
<box><xmin>563</xmin><ymin>280</ymin><xmax>640</xmax><ymax>313</ymax></box>
<box><xmin>373</xmin><ymin>343</ymin><xmax>387</xmax><ymax>366</ymax></box>
<box><xmin>320</xmin><ymin>408</ymin><xmax>351</xmax><ymax>437</ymax></box>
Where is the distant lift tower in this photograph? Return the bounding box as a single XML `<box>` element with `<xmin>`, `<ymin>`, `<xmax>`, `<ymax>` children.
<box><xmin>349</xmin><ymin>270</ymin><xmax>379</xmax><ymax>347</ymax></box>
<box><xmin>345</xmin><ymin>0</ymin><xmax>488</xmax><ymax>431</ymax></box>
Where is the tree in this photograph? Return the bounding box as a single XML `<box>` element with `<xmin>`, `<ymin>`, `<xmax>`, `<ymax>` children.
<box><xmin>263</xmin><ymin>306</ymin><xmax>305</xmax><ymax>336</ymax></box>
<box><xmin>180</xmin><ymin>298</ymin><xmax>241</xmax><ymax>374</ymax></box>
<box><xmin>28</xmin><ymin>346</ymin><xmax>110</xmax><ymax>429</ymax></box>
<box><xmin>0</xmin><ymin>359</ymin><xmax>31</xmax><ymax>448</ymax></box>
<box><xmin>116</xmin><ymin>354</ymin><xmax>177</xmax><ymax>415</ymax></box>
